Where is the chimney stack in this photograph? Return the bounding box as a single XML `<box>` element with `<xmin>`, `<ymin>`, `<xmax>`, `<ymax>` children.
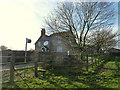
<box><xmin>41</xmin><ymin>28</ymin><xmax>45</xmax><ymax>36</ymax></box>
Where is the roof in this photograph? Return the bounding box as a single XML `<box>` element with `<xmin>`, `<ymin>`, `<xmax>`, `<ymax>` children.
<box><xmin>50</xmin><ymin>31</ymin><xmax>70</xmax><ymax>37</ymax></box>
<box><xmin>35</xmin><ymin>30</ymin><xmax>71</xmax><ymax>45</ymax></box>
<box><xmin>35</xmin><ymin>35</ymin><xmax>50</xmax><ymax>45</ymax></box>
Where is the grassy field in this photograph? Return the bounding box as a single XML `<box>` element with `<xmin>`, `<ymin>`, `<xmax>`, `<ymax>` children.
<box><xmin>2</xmin><ymin>56</ymin><xmax>120</xmax><ymax>88</ymax></box>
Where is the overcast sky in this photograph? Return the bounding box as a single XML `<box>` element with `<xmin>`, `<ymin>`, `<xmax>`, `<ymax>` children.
<box><xmin>0</xmin><ymin>0</ymin><xmax>119</xmax><ymax>50</ymax></box>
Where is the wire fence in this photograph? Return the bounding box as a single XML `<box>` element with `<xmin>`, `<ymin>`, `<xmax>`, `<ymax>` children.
<box><xmin>1</xmin><ymin>52</ymin><xmax>106</xmax><ymax>87</ymax></box>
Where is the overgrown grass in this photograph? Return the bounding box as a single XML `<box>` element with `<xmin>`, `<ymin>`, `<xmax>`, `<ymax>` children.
<box><xmin>2</xmin><ymin>56</ymin><xmax>120</xmax><ymax>89</ymax></box>
<box><xmin>104</xmin><ymin>61</ymin><xmax>118</xmax><ymax>69</ymax></box>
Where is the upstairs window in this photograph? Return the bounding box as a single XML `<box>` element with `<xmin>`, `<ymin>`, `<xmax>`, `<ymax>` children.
<box><xmin>58</xmin><ymin>36</ymin><xmax>62</xmax><ymax>44</ymax></box>
<box><xmin>57</xmin><ymin>46</ymin><xmax>62</xmax><ymax>52</ymax></box>
<box><xmin>68</xmin><ymin>40</ymin><xmax>72</xmax><ymax>44</ymax></box>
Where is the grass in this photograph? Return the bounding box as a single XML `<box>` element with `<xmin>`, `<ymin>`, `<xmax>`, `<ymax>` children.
<box><xmin>2</xmin><ymin>56</ymin><xmax>120</xmax><ymax>89</ymax></box>
<box><xmin>104</xmin><ymin>61</ymin><xmax>118</xmax><ymax>69</ymax></box>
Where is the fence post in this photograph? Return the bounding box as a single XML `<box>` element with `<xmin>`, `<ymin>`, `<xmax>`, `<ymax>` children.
<box><xmin>91</xmin><ymin>56</ymin><xmax>93</xmax><ymax>69</ymax></box>
<box><xmin>98</xmin><ymin>56</ymin><xmax>99</xmax><ymax>65</ymax></box>
<box><xmin>86</xmin><ymin>55</ymin><xmax>88</xmax><ymax>71</ymax></box>
<box><xmin>34</xmin><ymin>51</ymin><xmax>38</xmax><ymax>77</ymax></box>
<box><xmin>49</xmin><ymin>56</ymin><xmax>53</xmax><ymax>71</ymax></box>
<box><xmin>98</xmin><ymin>54</ymin><xmax>101</xmax><ymax>64</ymax></box>
<box><xmin>10</xmin><ymin>53</ymin><xmax>15</xmax><ymax>84</ymax></box>
<box><xmin>95</xmin><ymin>56</ymin><xmax>97</xmax><ymax>66</ymax></box>
<box><xmin>68</xmin><ymin>55</ymin><xmax>71</xmax><ymax>74</ymax></box>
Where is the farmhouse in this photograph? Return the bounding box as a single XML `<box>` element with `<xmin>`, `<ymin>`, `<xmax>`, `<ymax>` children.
<box><xmin>35</xmin><ymin>28</ymin><xmax>75</xmax><ymax>55</ymax></box>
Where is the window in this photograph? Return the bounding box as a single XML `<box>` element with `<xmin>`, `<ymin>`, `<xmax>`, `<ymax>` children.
<box><xmin>57</xmin><ymin>46</ymin><xmax>62</xmax><ymax>52</ymax></box>
<box><xmin>58</xmin><ymin>36</ymin><xmax>62</xmax><ymax>44</ymax></box>
<box><xmin>58</xmin><ymin>40</ymin><xmax>62</xmax><ymax>44</ymax></box>
<box><xmin>38</xmin><ymin>42</ymin><xmax>41</xmax><ymax>46</ymax></box>
<box><xmin>68</xmin><ymin>40</ymin><xmax>72</xmax><ymax>44</ymax></box>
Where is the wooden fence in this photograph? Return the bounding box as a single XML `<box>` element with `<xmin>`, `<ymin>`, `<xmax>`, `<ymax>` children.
<box><xmin>0</xmin><ymin>56</ymin><xmax>11</xmax><ymax>84</ymax></box>
<box><xmin>1</xmin><ymin>54</ymin><xmax>35</xmax><ymax>85</ymax></box>
<box><xmin>34</xmin><ymin>52</ymin><xmax>105</xmax><ymax>75</ymax></box>
<box><xmin>1</xmin><ymin>52</ymin><xmax>105</xmax><ymax>85</ymax></box>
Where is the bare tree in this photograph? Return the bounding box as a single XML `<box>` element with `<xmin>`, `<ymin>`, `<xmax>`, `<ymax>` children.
<box><xmin>44</xmin><ymin>2</ymin><xmax>115</xmax><ymax>58</ymax></box>
<box><xmin>86</xmin><ymin>28</ymin><xmax>118</xmax><ymax>54</ymax></box>
<box><xmin>0</xmin><ymin>45</ymin><xmax>8</xmax><ymax>51</ymax></box>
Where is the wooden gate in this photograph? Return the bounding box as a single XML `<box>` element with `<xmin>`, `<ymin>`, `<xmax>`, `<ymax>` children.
<box><xmin>0</xmin><ymin>55</ymin><xmax>14</xmax><ymax>84</ymax></box>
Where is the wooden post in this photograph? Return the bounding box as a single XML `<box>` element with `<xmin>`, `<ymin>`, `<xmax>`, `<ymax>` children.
<box><xmin>34</xmin><ymin>51</ymin><xmax>38</xmax><ymax>77</ymax></box>
<box><xmin>86</xmin><ymin>55</ymin><xmax>88</xmax><ymax>71</ymax></box>
<box><xmin>51</xmin><ymin>56</ymin><xmax>54</xmax><ymax>72</ymax></box>
<box><xmin>69</xmin><ymin>55</ymin><xmax>71</xmax><ymax>74</ymax></box>
<box><xmin>50</xmin><ymin>56</ymin><xmax>53</xmax><ymax>71</ymax></box>
<box><xmin>98</xmin><ymin>56</ymin><xmax>99</xmax><ymax>65</ymax></box>
<box><xmin>10</xmin><ymin>53</ymin><xmax>15</xmax><ymax>84</ymax></box>
<box><xmin>52</xmin><ymin>55</ymin><xmax>55</xmax><ymax>72</ymax></box>
<box><xmin>95</xmin><ymin>56</ymin><xmax>97</xmax><ymax>66</ymax></box>
<box><xmin>91</xmin><ymin>57</ymin><xmax>93</xmax><ymax>69</ymax></box>
<box><xmin>98</xmin><ymin>54</ymin><xmax>100</xmax><ymax>65</ymax></box>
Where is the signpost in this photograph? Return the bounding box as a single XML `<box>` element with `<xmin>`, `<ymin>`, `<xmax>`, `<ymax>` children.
<box><xmin>67</xmin><ymin>51</ymin><xmax>70</xmax><ymax>56</ymax></box>
<box><xmin>24</xmin><ymin>38</ymin><xmax>31</xmax><ymax>77</ymax></box>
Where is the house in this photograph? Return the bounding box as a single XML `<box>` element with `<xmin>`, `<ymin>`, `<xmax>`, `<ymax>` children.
<box><xmin>35</xmin><ymin>28</ymin><xmax>75</xmax><ymax>55</ymax></box>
